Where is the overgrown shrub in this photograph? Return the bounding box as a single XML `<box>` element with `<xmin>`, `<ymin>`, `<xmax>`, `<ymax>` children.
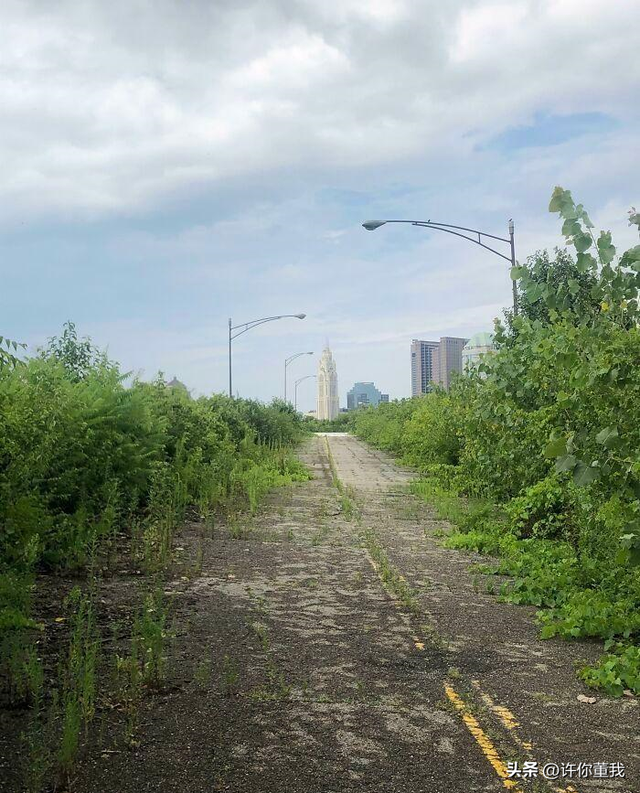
<box><xmin>0</xmin><ymin>329</ymin><xmax>308</xmax><ymax>704</ymax></box>
<box><xmin>505</xmin><ymin>475</ymin><xmax>577</xmax><ymax>541</ymax></box>
<box><xmin>353</xmin><ymin>188</ymin><xmax>640</xmax><ymax>694</ymax></box>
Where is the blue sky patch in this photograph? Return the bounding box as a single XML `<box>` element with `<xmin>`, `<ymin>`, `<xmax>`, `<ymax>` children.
<box><xmin>483</xmin><ymin>112</ymin><xmax>618</xmax><ymax>151</ymax></box>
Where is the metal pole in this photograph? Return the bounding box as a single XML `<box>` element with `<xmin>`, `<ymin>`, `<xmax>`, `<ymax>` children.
<box><xmin>509</xmin><ymin>220</ymin><xmax>517</xmax><ymax>316</ymax></box>
<box><xmin>284</xmin><ymin>360</ymin><xmax>287</xmax><ymax>403</ymax></box>
<box><xmin>228</xmin><ymin>317</ymin><xmax>232</xmax><ymax>397</ymax></box>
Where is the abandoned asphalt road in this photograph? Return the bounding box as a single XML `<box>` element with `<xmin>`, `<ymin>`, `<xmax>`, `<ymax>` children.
<box><xmin>74</xmin><ymin>434</ymin><xmax>639</xmax><ymax>793</ymax></box>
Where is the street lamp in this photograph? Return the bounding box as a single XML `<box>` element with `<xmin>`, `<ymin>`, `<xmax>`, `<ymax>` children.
<box><xmin>227</xmin><ymin>314</ymin><xmax>306</xmax><ymax>397</ymax></box>
<box><xmin>284</xmin><ymin>351</ymin><xmax>314</xmax><ymax>402</ymax></box>
<box><xmin>362</xmin><ymin>218</ymin><xmax>518</xmax><ymax>315</ymax></box>
<box><xmin>294</xmin><ymin>374</ymin><xmax>316</xmax><ymax>411</ymax></box>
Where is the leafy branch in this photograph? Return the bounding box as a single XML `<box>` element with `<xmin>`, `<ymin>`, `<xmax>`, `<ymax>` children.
<box><xmin>0</xmin><ymin>335</ymin><xmax>26</xmax><ymax>370</ymax></box>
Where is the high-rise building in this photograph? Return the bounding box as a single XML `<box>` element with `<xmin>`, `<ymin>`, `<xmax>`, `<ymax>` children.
<box><xmin>411</xmin><ymin>336</ymin><xmax>468</xmax><ymax>395</ymax></box>
<box><xmin>438</xmin><ymin>336</ymin><xmax>468</xmax><ymax>390</ymax></box>
<box><xmin>317</xmin><ymin>346</ymin><xmax>339</xmax><ymax>420</ymax></box>
<box><xmin>346</xmin><ymin>382</ymin><xmax>389</xmax><ymax>410</ymax></box>
<box><xmin>411</xmin><ymin>339</ymin><xmax>439</xmax><ymax>396</ymax></box>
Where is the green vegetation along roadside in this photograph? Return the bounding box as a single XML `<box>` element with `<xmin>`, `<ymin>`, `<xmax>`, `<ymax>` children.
<box><xmin>0</xmin><ymin>322</ymin><xmax>309</xmax><ymax>790</ymax></box>
<box><xmin>352</xmin><ymin>187</ymin><xmax>640</xmax><ymax>697</ymax></box>
<box><xmin>304</xmin><ymin>413</ymin><xmax>352</xmax><ymax>433</ymax></box>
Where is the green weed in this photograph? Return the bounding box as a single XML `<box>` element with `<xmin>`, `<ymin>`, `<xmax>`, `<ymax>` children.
<box><xmin>361</xmin><ymin>529</ymin><xmax>420</xmax><ymax>614</ymax></box>
<box><xmin>221</xmin><ymin>655</ymin><xmax>240</xmax><ymax>696</ymax></box>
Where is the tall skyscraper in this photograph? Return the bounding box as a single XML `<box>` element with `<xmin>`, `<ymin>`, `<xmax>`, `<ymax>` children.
<box><xmin>438</xmin><ymin>336</ymin><xmax>468</xmax><ymax>390</ymax></box>
<box><xmin>411</xmin><ymin>339</ymin><xmax>439</xmax><ymax>396</ymax></box>
<box><xmin>317</xmin><ymin>346</ymin><xmax>339</xmax><ymax>419</ymax></box>
<box><xmin>411</xmin><ymin>336</ymin><xmax>468</xmax><ymax>395</ymax></box>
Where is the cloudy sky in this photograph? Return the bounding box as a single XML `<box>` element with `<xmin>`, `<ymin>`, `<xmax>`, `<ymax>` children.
<box><xmin>2</xmin><ymin>0</ymin><xmax>639</xmax><ymax>410</ymax></box>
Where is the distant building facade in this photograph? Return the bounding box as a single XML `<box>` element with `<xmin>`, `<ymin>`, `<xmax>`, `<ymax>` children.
<box><xmin>462</xmin><ymin>332</ymin><xmax>496</xmax><ymax>372</ymax></box>
<box><xmin>347</xmin><ymin>382</ymin><xmax>389</xmax><ymax>410</ymax></box>
<box><xmin>438</xmin><ymin>336</ymin><xmax>468</xmax><ymax>390</ymax></box>
<box><xmin>317</xmin><ymin>346</ymin><xmax>339</xmax><ymax>420</ymax></box>
<box><xmin>411</xmin><ymin>336</ymin><xmax>468</xmax><ymax>395</ymax></box>
<box><xmin>411</xmin><ymin>340</ymin><xmax>440</xmax><ymax>396</ymax></box>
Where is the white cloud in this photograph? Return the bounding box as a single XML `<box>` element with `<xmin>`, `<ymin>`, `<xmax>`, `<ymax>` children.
<box><xmin>3</xmin><ymin>0</ymin><xmax>639</xmax><ymax>406</ymax></box>
<box><xmin>1</xmin><ymin>0</ymin><xmax>638</xmax><ymax>221</ymax></box>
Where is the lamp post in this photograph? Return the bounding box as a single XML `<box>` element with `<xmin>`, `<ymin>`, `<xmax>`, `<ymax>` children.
<box><xmin>362</xmin><ymin>218</ymin><xmax>518</xmax><ymax>315</ymax></box>
<box><xmin>228</xmin><ymin>314</ymin><xmax>306</xmax><ymax>397</ymax></box>
<box><xmin>284</xmin><ymin>351</ymin><xmax>314</xmax><ymax>402</ymax></box>
<box><xmin>294</xmin><ymin>374</ymin><xmax>316</xmax><ymax>411</ymax></box>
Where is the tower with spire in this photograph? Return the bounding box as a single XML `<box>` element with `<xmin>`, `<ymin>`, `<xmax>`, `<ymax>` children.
<box><xmin>317</xmin><ymin>346</ymin><xmax>339</xmax><ymax>420</ymax></box>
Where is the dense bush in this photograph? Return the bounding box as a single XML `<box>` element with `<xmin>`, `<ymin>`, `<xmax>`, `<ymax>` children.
<box><xmin>0</xmin><ymin>351</ymin><xmax>306</xmax><ymax>575</ymax></box>
<box><xmin>353</xmin><ymin>188</ymin><xmax>640</xmax><ymax>694</ymax></box>
<box><xmin>0</xmin><ymin>331</ymin><xmax>308</xmax><ymax>699</ymax></box>
<box><xmin>303</xmin><ymin>412</ymin><xmax>353</xmax><ymax>433</ymax></box>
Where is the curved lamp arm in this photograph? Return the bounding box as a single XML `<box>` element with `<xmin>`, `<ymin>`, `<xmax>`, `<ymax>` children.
<box><xmin>294</xmin><ymin>374</ymin><xmax>317</xmax><ymax>411</ymax></box>
<box><xmin>228</xmin><ymin>313</ymin><xmax>306</xmax><ymax>398</ymax></box>
<box><xmin>285</xmin><ymin>351</ymin><xmax>314</xmax><ymax>367</ymax></box>
<box><xmin>363</xmin><ymin>220</ymin><xmax>512</xmax><ymax>261</ymax></box>
<box><xmin>295</xmin><ymin>374</ymin><xmax>317</xmax><ymax>387</ymax></box>
<box><xmin>362</xmin><ymin>218</ymin><xmax>517</xmax><ymax>313</ymax></box>
<box><xmin>284</xmin><ymin>351</ymin><xmax>313</xmax><ymax>400</ymax></box>
<box><xmin>231</xmin><ymin>313</ymin><xmax>306</xmax><ymax>341</ymax></box>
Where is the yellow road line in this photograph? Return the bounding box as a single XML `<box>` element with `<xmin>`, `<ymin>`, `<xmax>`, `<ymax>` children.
<box><xmin>471</xmin><ymin>680</ymin><xmax>533</xmax><ymax>750</ymax></box>
<box><xmin>444</xmin><ymin>683</ymin><xmax>523</xmax><ymax>792</ymax></box>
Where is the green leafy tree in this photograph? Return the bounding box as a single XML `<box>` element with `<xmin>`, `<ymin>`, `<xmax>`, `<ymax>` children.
<box><xmin>43</xmin><ymin>321</ymin><xmax>105</xmax><ymax>381</ymax></box>
<box><xmin>511</xmin><ymin>248</ymin><xmax>599</xmax><ymax>327</ymax></box>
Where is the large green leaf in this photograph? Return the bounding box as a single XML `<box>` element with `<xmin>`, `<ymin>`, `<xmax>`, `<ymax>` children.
<box><xmin>556</xmin><ymin>454</ymin><xmax>577</xmax><ymax>473</ymax></box>
<box><xmin>620</xmin><ymin>245</ymin><xmax>640</xmax><ymax>268</ymax></box>
<box><xmin>544</xmin><ymin>436</ymin><xmax>567</xmax><ymax>458</ymax></box>
<box><xmin>549</xmin><ymin>186</ymin><xmax>576</xmax><ymax>218</ymax></box>
<box><xmin>572</xmin><ymin>460</ymin><xmax>600</xmax><ymax>487</ymax></box>
<box><xmin>573</xmin><ymin>231</ymin><xmax>593</xmax><ymax>254</ymax></box>
<box><xmin>595</xmin><ymin>426</ymin><xmax>619</xmax><ymax>449</ymax></box>
<box><xmin>597</xmin><ymin>231</ymin><xmax>616</xmax><ymax>265</ymax></box>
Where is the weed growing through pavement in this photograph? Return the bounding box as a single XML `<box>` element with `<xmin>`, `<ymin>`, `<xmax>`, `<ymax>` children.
<box><xmin>324</xmin><ymin>438</ymin><xmax>361</xmax><ymax>520</ymax></box>
<box><xmin>250</xmin><ymin>621</ymin><xmax>270</xmax><ymax>652</ymax></box>
<box><xmin>311</xmin><ymin>523</ymin><xmax>331</xmax><ymax>546</ymax></box>
<box><xmin>228</xmin><ymin>516</ymin><xmax>253</xmax><ymax>540</ymax></box>
<box><xmin>194</xmin><ymin>658</ymin><xmax>213</xmax><ymax>689</ymax></box>
<box><xmin>134</xmin><ymin>590</ymin><xmax>168</xmax><ymax>689</ymax></box>
<box><xmin>221</xmin><ymin>655</ymin><xmax>239</xmax><ymax>697</ymax></box>
<box><xmin>114</xmin><ymin>647</ymin><xmax>143</xmax><ymax>748</ymax></box>
<box><xmin>362</xmin><ymin>529</ymin><xmax>420</xmax><ymax>615</ymax></box>
<box><xmin>247</xmin><ymin>615</ymin><xmax>293</xmax><ymax>701</ymax></box>
<box><xmin>57</xmin><ymin>587</ymin><xmax>100</xmax><ymax>783</ymax></box>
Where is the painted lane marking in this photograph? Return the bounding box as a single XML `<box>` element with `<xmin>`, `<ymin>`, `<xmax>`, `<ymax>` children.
<box><xmin>445</xmin><ymin>683</ymin><xmax>523</xmax><ymax>792</ymax></box>
<box><xmin>471</xmin><ymin>680</ymin><xmax>533</xmax><ymax>750</ymax></box>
